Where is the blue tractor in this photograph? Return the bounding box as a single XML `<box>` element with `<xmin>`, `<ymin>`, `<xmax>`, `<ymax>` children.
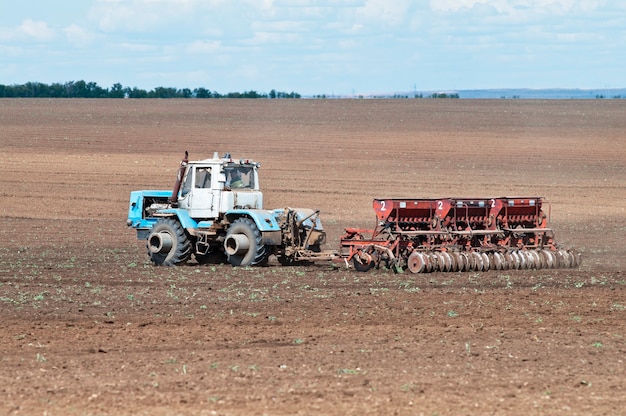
<box><xmin>127</xmin><ymin>152</ymin><xmax>334</xmax><ymax>266</ymax></box>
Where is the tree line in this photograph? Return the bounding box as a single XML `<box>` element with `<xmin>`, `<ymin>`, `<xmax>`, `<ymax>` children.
<box><xmin>0</xmin><ymin>81</ymin><xmax>301</xmax><ymax>99</ymax></box>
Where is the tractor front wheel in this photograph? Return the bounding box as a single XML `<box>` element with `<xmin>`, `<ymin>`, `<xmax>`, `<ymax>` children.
<box><xmin>147</xmin><ymin>218</ymin><xmax>192</xmax><ymax>266</ymax></box>
<box><xmin>224</xmin><ymin>218</ymin><xmax>267</xmax><ymax>266</ymax></box>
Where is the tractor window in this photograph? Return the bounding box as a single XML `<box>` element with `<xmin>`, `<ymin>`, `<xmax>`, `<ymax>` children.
<box><xmin>180</xmin><ymin>169</ymin><xmax>193</xmax><ymax>197</ymax></box>
<box><xmin>195</xmin><ymin>167</ymin><xmax>212</xmax><ymax>189</ymax></box>
<box><xmin>225</xmin><ymin>166</ymin><xmax>254</xmax><ymax>189</ymax></box>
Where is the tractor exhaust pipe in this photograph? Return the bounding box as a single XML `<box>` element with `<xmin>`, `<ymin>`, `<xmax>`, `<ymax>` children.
<box><xmin>169</xmin><ymin>151</ymin><xmax>189</xmax><ymax>207</ymax></box>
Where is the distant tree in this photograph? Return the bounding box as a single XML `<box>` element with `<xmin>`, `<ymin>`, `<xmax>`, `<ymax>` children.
<box><xmin>87</xmin><ymin>81</ymin><xmax>107</xmax><ymax>98</ymax></box>
<box><xmin>179</xmin><ymin>88</ymin><xmax>193</xmax><ymax>98</ymax></box>
<box><xmin>23</xmin><ymin>82</ymin><xmax>45</xmax><ymax>97</ymax></box>
<box><xmin>0</xmin><ymin>80</ymin><xmax>301</xmax><ymax>99</ymax></box>
<box><xmin>67</xmin><ymin>80</ymin><xmax>87</xmax><ymax>97</ymax></box>
<box><xmin>430</xmin><ymin>92</ymin><xmax>459</xmax><ymax>99</ymax></box>
<box><xmin>242</xmin><ymin>90</ymin><xmax>264</xmax><ymax>98</ymax></box>
<box><xmin>151</xmin><ymin>87</ymin><xmax>178</xmax><ymax>98</ymax></box>
<box><xmin>64</xmin><ymin>80</ymin><xmax>106</xmax><ymax>98</ymax></box>
<box><xmin>110</xmin><ymin>83</ymin><xmax>125</xmax><ymax>98</ymax></box>
<box><xmin>48</xmin><ymin>83</ymin><xmax>66</xmax><ymax>97</ymax></box>
<box><xmin>127</xmin><ymin>87</ymin><xmax>148</xmax><ymax>98</ymax></box>
<box><xmin>274</xmin><ymin>90</ymin><xmax>300</xmax><ymax>99</ymax></box>
<box><xmin>194</xmin><ymin>87</ymin><xmax>212</xmax><ymax>98</ymax></box>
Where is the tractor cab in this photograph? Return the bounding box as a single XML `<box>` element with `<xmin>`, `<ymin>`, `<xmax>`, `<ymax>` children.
<box><xmin>176</xmin><ymin>153</ymin><xmax>263</xmax><ymax>219</ymax></box>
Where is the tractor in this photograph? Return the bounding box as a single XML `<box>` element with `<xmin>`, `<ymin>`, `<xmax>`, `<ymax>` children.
<box><xmin>127</xmin><ymin>152</ymin><xmax>335</xmax><ymax>266</ymax></box>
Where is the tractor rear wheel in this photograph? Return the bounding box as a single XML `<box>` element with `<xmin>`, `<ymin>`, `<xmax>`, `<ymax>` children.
<box><xmin>224</xmin><ymin>218</ymin><xmax>267</xmax><ymax>266</ymax></box>
<box><xmin>147</xmin><ymin>218</ymin><xmax>192</xmax><ymax>266</ymax></box>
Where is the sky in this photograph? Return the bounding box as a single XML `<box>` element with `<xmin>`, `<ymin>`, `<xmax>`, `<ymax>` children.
<box><xmin>0</xmin><ymin>0</ymin><xmax>624</xmax><ymax>96</ymax></box>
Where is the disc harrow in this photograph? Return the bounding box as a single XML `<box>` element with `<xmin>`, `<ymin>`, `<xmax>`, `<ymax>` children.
<box><xmin>341</xmin><ymin>197</ymin><xmax>581</xmax><ymax>273</ymax></box>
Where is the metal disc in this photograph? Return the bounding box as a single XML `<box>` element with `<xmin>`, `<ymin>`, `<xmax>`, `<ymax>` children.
<box><xmin>472</xmin><ymin>252</ymin><xmax>484</xmax><ymax>271</ymax></box>
<box><xmin>458</xmin><ymin>252</ymin><xmax>468</xmax><ymax>272</ymax></box>
<box><xmin>426</xmin><ymin>252</ymin><xmax>437</xmax><ymax>272</ymax></box>
<box><xmin>407</xmin><ymin>251</ymin><xmax>426</xmax><ymax>274</ymax></box>
<box><xmin>511</xmin><ymin>251</ymin><xmax>521</xmax><ymax>269</ymax></box>
<box><xmin>540</xmin><ymin>250</ymin><xmax>550</xmax><ymax>268</ymax></box>
<box><xmin>523</xmin><ymin>251</ymin><xmax>535</xmax><ymax>269</ymax></box>
<box><xmin>563</xmin><ymin>249</ymin><xmax>573</xmax><ymax>268</ymax></box>
<box><xmin>541</xmin><ymin>249</ymin><xmax>554</xmax><ymax>268</ymax></box>
<box><xmin>431</xmin><ymin>252</ymin><xmax>441</xmax><ymax>272</ymax></box>
<box><xmin>491</xmin><ymin>252</ymin><xmax>503</xmax><ymax>270</ymax></box>
<box><xmin>441</xmin><ymin>251</ymin><xmax>452</xmax><ymax>272</ymax></box>
<box><xmin>558</xmin><ymin>250</ymin><xmax>570</xmax><ymax>268</ymax></box>
<box><xmin>450</xmin><ymin>252</ymin><xmax>461</xmax><ymax>272</ymax></box>
<box><xmin>516</xmin><ymin>251</ymin><xmax>524</xmax><ymax>269</ymax></box>
<box><xmin>480</xmin><ymin>253</ymin><xmax>490</xmax><ymax>271</ymax></box>
<box><xmin>529</xmin><ymin>251</ymin><xmax>541</xmax><ymax>269</ymax></box>
<box><xmin>504</xmin><ymin>251</ymin><xmax>515</xmax><ymax>270</ymax></box>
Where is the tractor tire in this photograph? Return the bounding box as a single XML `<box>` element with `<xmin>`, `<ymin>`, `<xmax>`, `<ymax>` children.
<box><xmin>224</xmin><ymin>218</ymin><xmax>267</xmax><ymax>266</ymax></box>
<box><xmin>147</xmin><ymin>218</ymin><xmax>192</xmax><ymax>266</ymax></box>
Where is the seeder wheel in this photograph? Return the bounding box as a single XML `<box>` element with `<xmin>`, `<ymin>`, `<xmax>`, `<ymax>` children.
<box><xmin>352</xmin><ymin>249</ymin><xmax>375</xmax><ymax>272</ymax></box>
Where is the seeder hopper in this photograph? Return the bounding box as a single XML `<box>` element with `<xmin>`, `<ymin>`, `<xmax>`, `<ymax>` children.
<box><xmin>341</xmin><ymin>197</ymin><xmax>581</xmax><ymax>273</ymax></box>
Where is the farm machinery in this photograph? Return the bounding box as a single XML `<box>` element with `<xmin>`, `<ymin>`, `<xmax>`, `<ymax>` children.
<box><xmin>340</xmin><ymin>197</ymin><xmax>581</xmax><ymax>273</ymax></box>
<box><xmin>128</xmin><ymin>152</ymin><xmax>580</xmax><ymax>274</ymax></box>
<box><xmin>127</xmin><ymin>152</ymin><xmax>334</xmax><ymax>267</ymax></box>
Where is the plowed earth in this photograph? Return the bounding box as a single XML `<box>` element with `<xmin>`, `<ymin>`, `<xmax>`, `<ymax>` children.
<box><xmin>1</xmin><ymin>99</ymin><xmax>625</xmax><ymax>415</ymax></box>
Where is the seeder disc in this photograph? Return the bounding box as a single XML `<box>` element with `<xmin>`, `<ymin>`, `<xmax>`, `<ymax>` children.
<box><xmin>480</xmin><ymin>253</ymin><xmax>490</xmax><ymax>271</ymax></box>
<box><xmin>540</xmin><ymin>249</ymin><xmax>554</xmax><ymax>269</ymax></box>
<box><xmin>471</xmin><ymin>252</ymin><xmax>484</xmax><ymax>271</ymax></box>
<box><xmin>407</xmin><ymin>251</ymin><xmax>426</xmax><ymax>274</ymax></box>
<box><xmin>491</xmin><ymin>252</ymin><xmax>504</xmax><ymax>270</ymax></box>
<box><xmin>450</xmin><ymin>252</ymin><xmax>461</xmax><ymax>272</ymax></box>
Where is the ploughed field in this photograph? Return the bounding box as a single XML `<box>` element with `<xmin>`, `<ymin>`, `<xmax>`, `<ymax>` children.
<box><xmin>1</xmin><ymin>98</ymin><xmax>625</xmax><ymax>415</ymax></box>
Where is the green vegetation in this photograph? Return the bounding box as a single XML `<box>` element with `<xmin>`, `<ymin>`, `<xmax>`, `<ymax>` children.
<box><xmin>0</xmin><ymin>81</ymin><xmax>301</xmax><ymax>99</ymax></box>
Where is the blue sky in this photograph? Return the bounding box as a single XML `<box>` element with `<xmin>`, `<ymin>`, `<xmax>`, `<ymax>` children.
<box><xmin>1</xmin><ymin>0</ymin><xmax>624</xmax><ymax>95</ymax></box>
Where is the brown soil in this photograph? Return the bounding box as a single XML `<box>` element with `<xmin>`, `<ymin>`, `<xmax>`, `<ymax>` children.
<box><xmin>1</xmin><ymin>98</ymin><xmax>625</xmax><ymax>415</ymax></box>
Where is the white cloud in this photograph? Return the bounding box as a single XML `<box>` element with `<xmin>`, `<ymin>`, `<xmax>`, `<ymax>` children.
<box><xmin>117</xmin><ymin>42</ymin><xmax>160</xmax><ymax>53</ymax></box>
<box><xmin>355</xmin><ymin>0</ymin><xmax>412</xmax><ymax>25</ymax></box>
<box><xmin>64</xmin><ymin>24</ymin><xmax>95</xmax><ymax>47</ymax></box>
<box><xmin>88</xmin><ymin>0</ymin><xmax>261</xmax><ymax>32</ymax></box>
<box><xmin>186</xmin><ymin>40</ymin><xmax>222</xmax><ymax>54</ymax></box>
<box><xmin>19</xmin><ymin>19</ymin><xmax>55</xmax><ymax>41</ymax></box>
<box><xmin>430</xmin><ymin>0</ymin><xmax>602</xmax><ymax>15</ymax></box>
<box><xmin>90</xmin><ymin>0</ymin><xmax>191</xmax><ymax>31</ymax></box>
